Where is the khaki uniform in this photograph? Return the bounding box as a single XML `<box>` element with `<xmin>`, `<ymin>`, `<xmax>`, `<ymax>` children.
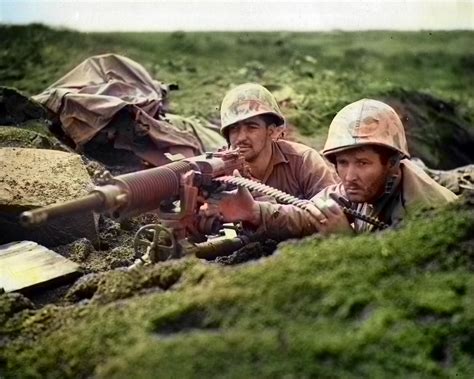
<box><xmin>257</xmin><ymin>159</ymin><xmax>457</xmax><ymax>240</ymax></box>
<box><xmin>260</xmin><ymin>140</ymin><xmax>338</xmax><ymax>199</ymax></box>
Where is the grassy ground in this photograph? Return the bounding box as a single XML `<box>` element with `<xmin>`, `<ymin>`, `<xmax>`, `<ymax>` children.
<box><xmin>1</xmin><ymin>24</ymin><xmax>473</xmax><ymax>144</ymax></box>
<box><xmin>1</xmin><ymin>25</ymin><xmax>474</xmax><ymax>378</ymax></box>
<box><xmin>1</xmin><ymin>197</ymin><xmax>474</xmax><ymax>378</ymax></box>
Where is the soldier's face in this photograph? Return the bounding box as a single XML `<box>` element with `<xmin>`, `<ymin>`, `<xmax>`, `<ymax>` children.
<box><xmin>228</xmin><ymin>116</ymin><xmax>275</xmax><ymax>162</ymax></box>
<box><xmin>335</xmin><ymin>146</ymin><xmax>392</xmax><ymax>203</ymax></box>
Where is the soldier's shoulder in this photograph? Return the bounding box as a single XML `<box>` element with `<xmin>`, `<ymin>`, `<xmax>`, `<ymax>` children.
<box><xmin>275</xmin><ymin>139</ymin><xmax>319</xmax><ymax>157</ymax></box>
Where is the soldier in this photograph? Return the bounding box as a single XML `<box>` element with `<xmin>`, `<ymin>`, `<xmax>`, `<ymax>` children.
<box><xmin>219</xmin><ymin>83</ymin><xmax>338</xmax><ymax>199</ymax></box>
<box><xmin>210</xmin><ymin>99</ymin><xmax>457</xmax><ymax>239</ymax></box>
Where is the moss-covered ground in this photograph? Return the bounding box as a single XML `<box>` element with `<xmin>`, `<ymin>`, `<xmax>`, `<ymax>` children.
<box><xmin>1</xmin><ymin>197</ymin><xmax>473</xmax><ymax>378</ymax></box>
<box><xmin>1</xmin><ymin>25</ymin><xmax>474</xmax><ymax>377</ymax></box>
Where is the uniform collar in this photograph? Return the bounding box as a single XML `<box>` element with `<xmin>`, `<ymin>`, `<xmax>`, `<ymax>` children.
<box><xmin>261</xmin><ymin>141</ymin><xmax>289</xmax><ymax>182</ymax></box>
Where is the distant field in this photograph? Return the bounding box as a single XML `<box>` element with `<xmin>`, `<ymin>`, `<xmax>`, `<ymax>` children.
<box><xmin>1</xmin><ymin>24</ymin><xmax>473</xmax><ymax>142</ymax></box>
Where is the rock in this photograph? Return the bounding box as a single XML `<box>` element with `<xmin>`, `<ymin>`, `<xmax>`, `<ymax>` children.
<box><xmin>0</xmin><ymin>86</ymin><xmax>49</xmax><ymax>127</ymax></box>
<box><xmin>0</xmin><ymin>292</ymin><xmax>35</xmax><ymax>325</ymax></box>
<box><xmin>0</xmin><ymin>147</ymin><xmax>98</xmax><ymax>247</ymax></box>
<box><xmin>64</xmin><ymin>273</ymin><xmax>101</xmax><ymax>303</ymax></box>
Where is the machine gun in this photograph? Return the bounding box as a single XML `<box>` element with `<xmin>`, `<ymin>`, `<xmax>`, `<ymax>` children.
<box><xmin>20</xmin><ymin>149</ymin><xmax>389</xmax><ymax>264</ymax></box>
<box><xmin>20</xmin><ymin>150</ymin><xmax>251</xmax><ymax>263</ymax></box>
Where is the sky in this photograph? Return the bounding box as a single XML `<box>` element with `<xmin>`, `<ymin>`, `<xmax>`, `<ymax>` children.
<box><xmin>0</xmin><ymin>0</ymin><xmax>473</xmax><ymax>31</ymax></box>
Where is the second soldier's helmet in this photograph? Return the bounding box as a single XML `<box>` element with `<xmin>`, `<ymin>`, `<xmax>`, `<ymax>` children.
<box><xmin>220</xmin><ymin>83</ymin><xmax>285</xmax><ymax>139</ymax></box>
<box><xmin>322</xmin><ymin>99</ymin><xmax>410</xmax><ymax>161</ymax></box>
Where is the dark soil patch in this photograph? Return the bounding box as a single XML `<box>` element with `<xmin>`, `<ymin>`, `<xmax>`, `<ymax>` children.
<box><xmin>383</xmin><ymin>90</ymin><xmax>474</xmax><ymax>169</ymax></box>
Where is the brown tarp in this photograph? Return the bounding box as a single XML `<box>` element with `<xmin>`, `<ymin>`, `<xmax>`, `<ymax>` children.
<box><xmin>33</xmin><ymin>54</ymin><xmax>225</xmax><ymax>166</ymax></box>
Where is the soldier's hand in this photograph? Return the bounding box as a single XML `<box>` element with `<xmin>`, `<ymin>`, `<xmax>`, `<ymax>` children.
<box><xmin>305</xmin><ymin>197</ymin><xmax>353</xmax><ymax>236</ymax></box>
<box><xmin>199</xmin><ymin>170</ymin><xmax>261</xmax><ymax>225</ymax></box>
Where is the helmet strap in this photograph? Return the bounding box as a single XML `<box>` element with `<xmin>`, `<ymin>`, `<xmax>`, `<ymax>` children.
<box><xmin>370</xmin><ymin>156</ymin><xmax>402</xmax><ymax>226</ymax></box>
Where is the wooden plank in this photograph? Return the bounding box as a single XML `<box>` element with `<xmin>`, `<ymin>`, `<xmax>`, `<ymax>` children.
<box><xmin>0</xmin><ymin>241</ymin><xmax>80</xmax><ymax>293</ymax></box>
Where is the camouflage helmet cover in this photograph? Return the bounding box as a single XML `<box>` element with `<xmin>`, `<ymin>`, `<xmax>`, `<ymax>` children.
<box><xmin>220</xmin><ymin>83</ymin><xmax>285</xmax><ymax>138</ymax></box>
<box><xmin>322</xmin><ymin>99</ymin><xmax>410</xmax><ymax>160</ymax></box>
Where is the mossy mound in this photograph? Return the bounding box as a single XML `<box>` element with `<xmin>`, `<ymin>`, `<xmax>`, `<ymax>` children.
<box><xmin>0</xmin><ymin>125</ymin><xmax>64</xmax><ymax>150</ymax></box>
<box><xmin>0</xmin><ymin>293</ymin><xmax>35</xmax><ymax>325</ymax></box>
<box><xmin>1</xmin><ymin>194</ymin><xmax>473</xmax><ymax>378</ymax></box>
<box><xmin>0</xmin><ymin>86</ymin><xmax>68</xmax><ymax>151</ymax></box>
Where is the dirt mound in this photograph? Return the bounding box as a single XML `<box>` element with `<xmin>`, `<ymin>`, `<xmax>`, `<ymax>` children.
<box><xmin>1</xmin><ymin>191</ymin><xmax>473</xmax><ymax>378</ymax></box>
<box><xmin>0</xmin><ymin>87</ymin><xmax>70</xmax><ymax>152</ymax></box>
<box><xmin>383</xmin><ymin>90</ymin><xmax>474</xmax><ymax>170</ymax></box>
<box><xmin>0</xmin><ymin>87</ymin><xmax>49</xmax><ymax>126</ymax></box>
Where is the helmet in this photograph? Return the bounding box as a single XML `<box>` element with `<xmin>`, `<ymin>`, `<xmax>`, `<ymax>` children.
<box><xmin>322</xmin><ymin>99</ymin><xmax>410</xmax><ymax>161</ymax></box>
<box><xmin>220</xmin><ymin>83</ymin><xmax>285</xmax><ymax>139</ymax></box>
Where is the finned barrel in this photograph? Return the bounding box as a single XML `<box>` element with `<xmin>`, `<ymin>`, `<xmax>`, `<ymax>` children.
<box><xmin>113</xmin><ymin>160</ymin><xmax>193</xmax><ymax>217</ymax></box>
<box><xmin>19</xmin><ymin>160</ymin><xmax>195</xmax><ymax>227</ymax></box>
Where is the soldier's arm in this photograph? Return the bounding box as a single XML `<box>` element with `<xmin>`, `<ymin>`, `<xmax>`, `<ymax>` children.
<box><xmin>256</xmin><ymin>196</ymin><xmax>353</xmax><ymax>240</ymax></box>
<box><xmin>301</xmin><ymin>149</ymin><xmax>339</xmax><ymax>199</ymax></box>
<box><xmin>201</xmin><ymin>176</ymin><xmax>351</xmax><ymax>241</ymax></box>
<box><xmin>201</xmin><ymin>181</ymin><xmax>321</xmax><ymax>240</ymax></box>
<box><xmin>256</xmin><ymin>202</ymin><xmax>320</xmax><ymax>240</ymax></box>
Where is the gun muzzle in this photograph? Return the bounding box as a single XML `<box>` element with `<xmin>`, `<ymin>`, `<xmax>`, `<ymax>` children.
<box><xmin>20</xmin><ymin>192</ymin><xmax>104</xmax><ymax>227</ymax></box>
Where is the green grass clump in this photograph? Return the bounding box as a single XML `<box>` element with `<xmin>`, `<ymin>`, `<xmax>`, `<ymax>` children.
<box><xmin>0</xmin><ymin>126</ymin><xmax>60</xmax><ymax>150</ymax></box>
<box><xmin>1</xmin><ymin>198</ymin><xmax>473</xmax><ymax>378</ymax></box>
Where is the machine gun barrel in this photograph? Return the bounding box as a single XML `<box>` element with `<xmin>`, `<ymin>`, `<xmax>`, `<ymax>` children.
<box><xmin>20</xmin><ymin>192</ymin><xmax>104</xmax><ymax>227</ymax></box>
<box><xmin>19</xmin><ymin>151</ymin><xmax>246</xmax><ymax>227</ymax></box>
<box><xmin>20</xmin><ymin>160</ymin><xmax>194</xmax><ymax>227</ymax></box>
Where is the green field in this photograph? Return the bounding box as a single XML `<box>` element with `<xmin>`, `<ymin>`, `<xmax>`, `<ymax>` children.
<box><xmin>1</xmin><ymin>24</ymin><xmax>474</xmax><ymax>378</ymax></box>
<box><xmin>1</xmin><ymin>24</ymin><xmax>474</xmax><ymax>141</ymax></box>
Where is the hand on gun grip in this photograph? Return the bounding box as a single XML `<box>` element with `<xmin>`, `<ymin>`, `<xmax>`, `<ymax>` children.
<box><xmin>305</xmin><ymin>197</ymin><xmax>353</xmax><ymax>236</ymax></box>
<box><xmin>199</xmin><ymin>170</ymin><xmax>260</xmax><ymax>224</ymax></box>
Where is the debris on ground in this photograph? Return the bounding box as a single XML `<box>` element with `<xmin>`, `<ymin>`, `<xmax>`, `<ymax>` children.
<box><xmin>0</xmin><ymin>240</ymin><xmax>80</xmax><ymax>293</ymax></box>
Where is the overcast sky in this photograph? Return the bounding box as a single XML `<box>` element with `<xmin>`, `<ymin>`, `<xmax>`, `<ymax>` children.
<box><xmin>1</xmin><ymin>0</ymin><xmax>473</xmax><ymax>31</ymax></box>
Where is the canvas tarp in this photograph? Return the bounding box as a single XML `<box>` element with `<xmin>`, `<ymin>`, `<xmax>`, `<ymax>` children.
<box><xmin>33</xmin><ymin>54</ymin><xmax>225</xmax><ymax>166</ymax></box>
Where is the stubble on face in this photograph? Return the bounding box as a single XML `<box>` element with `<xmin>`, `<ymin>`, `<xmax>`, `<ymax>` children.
<box><xmin>335</xmin><ymin>146</ymin><xmax>392</xmax><ymax>204</ymax></box>
<box><xmin>228</xmin><ymin>116</ymin><xmax>274</xmax><ymax>163</ymax></box>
